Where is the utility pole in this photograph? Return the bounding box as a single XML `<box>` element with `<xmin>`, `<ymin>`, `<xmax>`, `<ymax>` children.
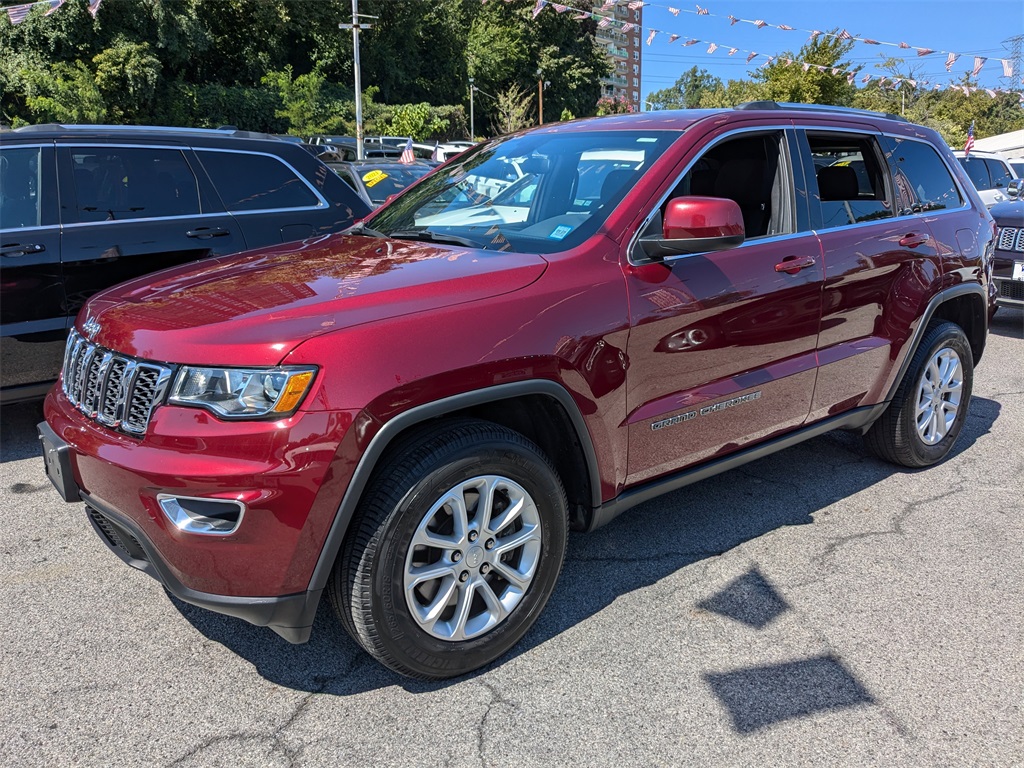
<box><xmin>339</xmin><ymin>1</ymin><xmax>374</xmax><ymax>160</ymax></box>
<box><xmin>469</xmin><ymin>77</ymin><xmax>475</xmax><ymax>140</ymax></box>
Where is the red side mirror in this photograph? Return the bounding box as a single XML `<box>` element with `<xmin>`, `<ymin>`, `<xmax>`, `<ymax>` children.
<box><xmin>638</xmin><ymin>196</ymin><xmax>745</xmax><ymax>260</ymax></box>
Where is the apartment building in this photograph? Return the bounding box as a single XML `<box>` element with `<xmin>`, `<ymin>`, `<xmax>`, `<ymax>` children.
<box><xmin>592</xmin><ymin>2</ymin><xmax>642</xmax><ymax>111</ymax></box>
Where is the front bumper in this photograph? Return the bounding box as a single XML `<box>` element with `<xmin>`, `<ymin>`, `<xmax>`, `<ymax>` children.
<box><xmin>81</xmin><ymin>490</ymin><xmax>321</xmax><ymax>643</ymax></box>
<box><xmin>40</xmin><ymin>389</ymin><xmax>360</xmax><ymax>643</ymax></box>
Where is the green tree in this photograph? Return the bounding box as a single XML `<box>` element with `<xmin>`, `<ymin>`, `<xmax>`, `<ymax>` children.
<box><xmin>491</xmin><ymin>82</ymin><xmax>534</xmax><ymax>135</ymax></box>
<box><xmin>754</xmin><ymin>30</ymin><xmax>856</xmax><ymax>106</ymax></box>
<box><xmin>21</xmin><ymin>60</ymin><xmax>107</xmax><ymax>123</ymax></box>
<box><xmin>93</xmin><ymin>40</ymin><xmax>161</xmax><ymax>122</ymax></box>
<box><xmin>647</xmin><ymin>66</ymin><xmax>722</xmax><ymax>110</ymax></box>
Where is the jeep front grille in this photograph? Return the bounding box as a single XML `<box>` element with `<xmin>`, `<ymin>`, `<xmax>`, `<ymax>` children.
<box><xmin>996</xmin><ymin>226</ymin><xmax>1024</xmax><ymax>253</ymax></box>
<box><xmin>61</xmin><ymin>330</ymin><xmax>174</xmax><ymax>436</ymax></box>
<box><xmin>998</xmin><ymin>279</ymin><xmax>1024</xmax><ymax>302</ymax></box>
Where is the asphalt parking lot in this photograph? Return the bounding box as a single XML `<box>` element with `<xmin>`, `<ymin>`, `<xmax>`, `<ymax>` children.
<box><xmin>1</xmin><ymin>308</ymin><xmax>1021</xmax><ymax>767</ymax></box>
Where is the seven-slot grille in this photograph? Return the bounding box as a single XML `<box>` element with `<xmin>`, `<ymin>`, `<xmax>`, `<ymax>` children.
<box><xmin>61</xmin><ymin>330</ymin><xmax>174</xmax><ymax>435</ymax></box>
<box><xmin>996</xmin><ymin>226</ymin><xmax>1024</xmax><ymax>252</ymax></box>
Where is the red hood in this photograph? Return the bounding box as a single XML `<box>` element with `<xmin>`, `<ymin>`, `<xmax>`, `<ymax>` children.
<box><xmin>80</xmin><ymin>233</ymin><xmax>547</xmax><ymax>366</ymax></box>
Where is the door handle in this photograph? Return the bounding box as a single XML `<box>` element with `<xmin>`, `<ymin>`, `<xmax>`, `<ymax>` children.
<box><xmin>774</xmin><ymin>255</ymin><xmax>816</xmax><ymax>274</ymax></box>
<box><xmin>0</xmin><ymin>243</ymin><xmax>46</xmax><ymax>257</ymax></box>
<box><xmin>186</xmin><ymin>227</ymin><xmax>230</xmax><ymax>239</ymax></box>
<box><xmin>899</xmin><ymin>233</ymin><xmax>931</xmax><ymax>248</ymax></box>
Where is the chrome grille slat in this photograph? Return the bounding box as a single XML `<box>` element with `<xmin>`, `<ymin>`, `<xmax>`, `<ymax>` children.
<box><xmin>60</xmin><ymin>330</ymin><xmax>173</xmax><ymax>436</ymax></box>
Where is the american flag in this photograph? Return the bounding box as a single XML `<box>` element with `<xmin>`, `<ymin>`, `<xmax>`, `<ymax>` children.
<box><xmin>696</xmin><ymin>5</ymin><xmax>708</xmax><ymax>15</ymax></box>
<box><xmin>837</xmin><ymin>29</ymin><xmax>852</xmax><ymax>40</ymax></box>
<box><xmin>963</xmin><ymin>122</ymin><xmax>975</xmax><ymax>158</ymax></box>
<box><xmin>400</xmin><ymin>138</ymin><xmax>415</xmax><ymax>165</ymax></box>
<box><xmin>706</xmin><ymin>42</ymin><xmax>717</xmax><ymax>54</ymax></box>
<box><xmin>972</xmin><ymin>57</ymin><xmax>986</xmax><ymax>77</ymax></box>
<box><xmin>945</xmin><ymin>53</ymin><xmax>959</xmax><ymax>72</ymax></box>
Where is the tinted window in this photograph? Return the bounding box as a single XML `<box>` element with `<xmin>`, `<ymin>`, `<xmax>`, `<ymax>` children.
<box><xmin>984</xmin><ymin>158</ymin><xmax>1013</xmax><ymax>189</ymax></box>
<box><xmin>70</xmin><ymin>147</ymin><xmax>200</xmax><ymax>222</ymax></box>
<box><xmin>808</xmin><ymin>133</ymin><xmax>893</xmax><ymax>227</ymax></box>
<box><xmin>0</xmin><ymin>146</ymin><xmax>42</xmax><ymax>229</ymax></box>
<box><xmin>198</xmin><ymin>151</ymin><xmax>319</xmax><ymax>211</ymax></box>
<box><xmin>957</xmin><ymin>156</ymin><xmax>991</xmax><ymax>190</ymax></box>
<box><xmin>892</xmin><ymin>140</ymin><xmax>963</xmax><ymax>213</ymax></box>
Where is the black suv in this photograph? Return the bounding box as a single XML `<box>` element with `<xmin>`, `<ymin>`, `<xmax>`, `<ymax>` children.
<box><xmin>0</xmin><ymin>125</ymin><xmax>370</xmax><ymax>403</ymax></box>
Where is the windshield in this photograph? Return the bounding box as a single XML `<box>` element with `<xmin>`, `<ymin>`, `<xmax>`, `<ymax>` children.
<box><xmin>339</xmin><ymin>165</ymin><xmax>433</xmax><ymax>206</ymax></box>
<box><xmin>366</xmin><ymin>130</ymin><xmax>677</xmax><ymax>254</ymax></box>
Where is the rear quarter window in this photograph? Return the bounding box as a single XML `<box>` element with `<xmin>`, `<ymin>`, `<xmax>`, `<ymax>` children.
<box><xmin>197</xmin><ymin>150</ymin><xmax>321</xmax><ymax>212</ymax></box>
<box><xmin>891</xmin><ymin>139</ymin><xmax>964</xmax><ymax>213</ymax></box>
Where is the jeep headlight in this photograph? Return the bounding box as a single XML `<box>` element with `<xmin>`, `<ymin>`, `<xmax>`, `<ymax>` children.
<box><xmin>169</xmin><ymin>366</ymin><xmax>316</xmax><ymax>418</ymax></box>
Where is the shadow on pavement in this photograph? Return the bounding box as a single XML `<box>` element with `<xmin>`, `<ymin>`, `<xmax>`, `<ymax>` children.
<box><xmin>0</xmin><ymin>400</ymin><xmax>46</xmax><ymax>464</ymax></box>
<box><xmin>989</xmin><ymin>306</ymin><xmax>1023</xmax><ymax>340</ymax></box>
<box><xmin>704</xmin><ymin>656</ymin><xmax>875</xmax><ymax>733</ymax></box>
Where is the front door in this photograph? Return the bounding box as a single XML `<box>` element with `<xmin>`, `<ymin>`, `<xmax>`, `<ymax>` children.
<box><xmin>0</xmin><ymin>143</ymin><xmax>66</xmax><ymax>398</ymax></box>
<box><xmin>623</xmin><ymin>129</ymin><xmax>823</xmax><ymax>485</ymax></box>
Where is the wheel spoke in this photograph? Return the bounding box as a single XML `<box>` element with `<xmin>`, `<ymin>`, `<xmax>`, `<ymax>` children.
<box><xmin>407</xmin><ymin>560</ymin><xmax>456</xmax><ymax>588</ymax></box>
<box><xmin>411</xmin><ymin>526</ymin><xmax>460</xmax><ymax>550</ymax></box>
<box><xmin>488</xmin><ymin>495</ymin><xmax>525</xmax><ymax>536</ymax></box>
<box><xmin>476</xmin><ymin>578</ymin><xmax>508</xmax><ymax>623</ymax></box>
<box><xmin>493</xmin><ymin>560</ymin><xmax>531</xmax><ymax>590</ymax></box>
<box><xmin>450</xmin><ymin>579</ymin><xmax>476</xmax><ymax>640</ymax></box>
<box><xmin>474</xmin><ymin>477</ymin><xmax>499</xmax><ymax>532</ymax></box>
<box><xmin>420</xmin><ymin>576</ymin><xmax>458</xmax><ymax>626</ymax></box>
<box><xmin>494</xmin><ymin>524</ymin><xmax>541</xmax><ymax>556</ymax></box>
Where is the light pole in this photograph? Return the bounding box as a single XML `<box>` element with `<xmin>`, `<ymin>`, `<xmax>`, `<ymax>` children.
<box><xmin>535</xmin><ymin>68</ymin><xmax>549</xmax><ymax>125</ymax></box>
<box><xmin>339</xmin><ymin>1</ymin><xmax>374</xmax><ymax>160</ymax></box>
<box><xmin>469</xmin><ymin>77</ymin><xmax>475</xmax><ymax>140</ymax></box>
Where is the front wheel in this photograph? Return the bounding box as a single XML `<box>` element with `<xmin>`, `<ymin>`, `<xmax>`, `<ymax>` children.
<box><xmin>865</xmin><ymin>321</ymin><xmax>974</xmax><ymax>468</ymax></box>
<box><xmin>329</xmin><ymin>419</ymin><xmax>568</xmax><ymax>680</ymax></box>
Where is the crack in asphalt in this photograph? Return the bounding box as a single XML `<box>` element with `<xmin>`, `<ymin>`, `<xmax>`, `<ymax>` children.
<box><xmin>474</xmin><ymin>680</ymin><xmax>515</xmax><ymax>768</ymax></box>
<box><xmin>164</xmin><ymin>656</ymin><xmax>366</xmax><ymax>767</ymax></box>
<box><xmin>809</xmin><ymin>485</ymin><xmax>966</xmax><ymax>576</ymax></box>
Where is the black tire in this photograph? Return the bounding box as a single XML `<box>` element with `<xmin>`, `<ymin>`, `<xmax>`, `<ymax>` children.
<box><xmin>865</xmin><ymin>320</ymin><xmax>973</xmax><ymax>468</ymax></box>
<box><xmin>328</xmin><ymin>419</ymin><xmax>568</xmax><ymax>680</ymax></box>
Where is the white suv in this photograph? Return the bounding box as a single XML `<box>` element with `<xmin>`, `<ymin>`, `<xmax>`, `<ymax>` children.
<box><xmin>953</xmin><ymin>149</ymin><xmax>1019</xmax><ymax>207</ymax></box>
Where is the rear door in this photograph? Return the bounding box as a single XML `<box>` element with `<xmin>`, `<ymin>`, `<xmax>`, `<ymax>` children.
<box><xmin>57</xmin><ymin>142</ymin><xmax>245</xmax><ymax>321</ymax></box>
<box><xmin>193</xmin><ymin>149</ymin><xmax>332</xmax><ymax>244</ymax></box>
<box><xmin>0</xmin><ymin>142</ymin><xmax>64</xmax><ymax>398</ymax></box>
<box><xmin>797</xmin><ymin>126</ymin><xmax>946</xmax><ymax>421</ymax></box>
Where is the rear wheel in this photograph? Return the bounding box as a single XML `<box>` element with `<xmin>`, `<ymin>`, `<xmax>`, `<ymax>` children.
<box><xmin>865</xmin><ymin>321</ymin><xmax>973</xmax><ymax>467</ymax></box>
<box><xmin>329</xmin><ymin>419</ymin><xmax>568</xmax><ymax>680</ymax></box>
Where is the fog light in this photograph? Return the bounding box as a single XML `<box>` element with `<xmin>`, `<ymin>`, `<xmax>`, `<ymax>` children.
<box><xmin>157</xmin><ymin>494</ymin><xmax>245</xmax><ymax>535</ymax></box>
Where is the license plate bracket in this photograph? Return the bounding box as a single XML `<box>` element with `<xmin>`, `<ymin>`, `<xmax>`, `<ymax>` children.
<box><xmin>37</xmin><ymin>421</ymin><xmax>80</xmax><ymax>503</ymax></box>
<box><xmin>1012</xmin><ymin>261</ymin><xmax>1024</xmax><ymax>282</ymax></box>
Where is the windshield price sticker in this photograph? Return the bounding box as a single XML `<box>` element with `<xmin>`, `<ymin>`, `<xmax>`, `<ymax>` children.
<box><xmin>363</xmin><ymin>170</ymin><xmax>389</xmax><ymax>188</ymax></box>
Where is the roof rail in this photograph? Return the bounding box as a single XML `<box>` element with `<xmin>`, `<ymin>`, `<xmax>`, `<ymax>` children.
<box><xmin>12</xmin><ymin>123</ymin><xmax>281</xmax><ymax>140</ymax></box>
<box><xmin>735</xmin><ymin>101</ymin><xmax>906</xmax><ymax>122</ymax></box>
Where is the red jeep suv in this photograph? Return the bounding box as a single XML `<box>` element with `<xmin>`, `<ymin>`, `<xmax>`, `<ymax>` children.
<box><xmin>39</xmin><ymin>103</ymin><xmax>996</xmax><ymax>679</ymax></box>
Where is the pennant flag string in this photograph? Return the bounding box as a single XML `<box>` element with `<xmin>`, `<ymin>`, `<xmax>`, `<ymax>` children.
<box><xmin>515</xmin><ymin>0</ymin><xmax>1021</xmax><ymax>102</ymax></box>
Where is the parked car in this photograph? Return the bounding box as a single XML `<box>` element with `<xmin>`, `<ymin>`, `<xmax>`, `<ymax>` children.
<box><xmin>1009</xmin><ymin>159</ymin><xmax>1024</xmax><ymax>179</ymax></box>
<box><xmin>325</xmin><ymin>159</ymin><xmax>437</xmax><ymax>209</ymax></box>
<box><xmin>308</xmin><ymin>135</ymin><xmax>404</xmax><ymax>161</ymax></box>
<box><xmin>39</xmin><ymin>103</ymin><xmax>995</xmax><ymax>681</ymax></box>
<box><xmin>0</xmin><ymin>124</ymin><xmax>370</xmax><ymax>404</ymax></box>
<box><xmin>952</xmin><ymin>149</ymin><xmax>1019</xmax><ymax>207</ymax></box>
<box><xmin>989</xmin><ymin>198</ymin><xmax>1024</xmax><ymax>311</ymax></box>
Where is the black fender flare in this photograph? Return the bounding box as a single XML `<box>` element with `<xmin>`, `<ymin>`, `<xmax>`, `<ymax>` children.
<box><xmin>306</xmin><ymin>379</ymin><xmax>602</xmax><ymax>593</ymax></box>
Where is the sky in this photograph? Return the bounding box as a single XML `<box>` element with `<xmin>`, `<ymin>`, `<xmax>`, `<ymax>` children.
<box><xmin>638</xmin><ymin>0</ymin><xmax>1024</xmax><ymax>105</ymax></box>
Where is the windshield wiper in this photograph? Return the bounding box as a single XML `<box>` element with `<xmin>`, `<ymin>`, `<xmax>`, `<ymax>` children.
<box><xmin>346</xmin><ymin>222</ymin><xmax>388</xmax><ymax>238</ymax></box>
<box><xmin>389</xmin><ymin>229</ymin><xmax>480</xmax><ymax>248</ymax></box>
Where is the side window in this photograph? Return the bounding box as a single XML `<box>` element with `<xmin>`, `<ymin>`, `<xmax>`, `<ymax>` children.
<box><xmin>957</xmin><ymin>156</ymin><xmax>990</xmax><ymax>190</ymax></box>
<box><xmin>984</xmin><ymin>159</ymin><xmax>1012</xmax><ymax>189</ymax></box>
<box><xmin>197</xmin><ymin>151</ymin><xmax>320</xmax><ymax>212</ymax></box>
<box><xmin>807</xmin><ymin>132</ymin><xmax>893</xmax><ymax>228</ymax></box>
<box><xmin>636</xmin><ymin>132</ymin><xmax>795</xmax><ymax>251</ymax></box>
<box><xmin>69</xmin><ymin>147</ymin><xmax>200</xmax><ymax>223</ymax></box>
<box><xmin>0</xmin><ymin>146</ymin><xmax>42</xmax><ymax>229</ymax></box>
<box><xmin>890</xmin><ymin>139</ymin><xmax>963</xmax><ymax>213</ymax></box>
